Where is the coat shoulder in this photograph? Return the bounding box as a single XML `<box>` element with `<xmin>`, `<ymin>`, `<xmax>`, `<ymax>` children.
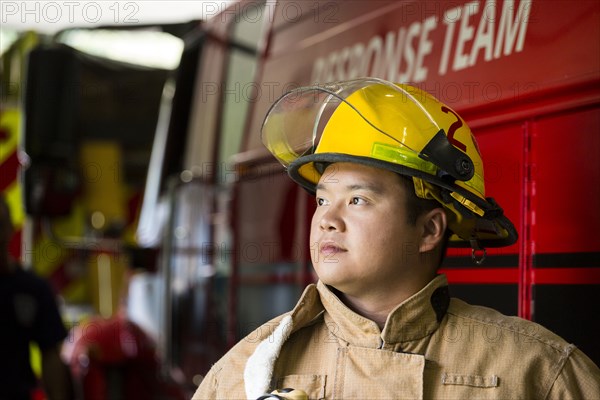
<box><xmin>194</xmin><ymin>312</ymin><xmax>293</xmax><ymax>398</ymax></box>
<box><xmin>447</xmin><ymin>298</ymin><xmax>574</xmax><ymax>355</ymax></box>
<box><xmin>217</xmin><ymin>312</ymin><xmax>293</xmax><ymax>367</ymax></box>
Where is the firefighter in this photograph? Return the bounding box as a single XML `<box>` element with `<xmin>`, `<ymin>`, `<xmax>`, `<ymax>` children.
<box><xmin>193</xmin><ymin>78</ymin><xmax>600</xmax><ymax>399</ymax></box>
<box><xmin>0</xmin><ymin>195</ymin><xmax>74</xmax><ymax>400</ymax></box>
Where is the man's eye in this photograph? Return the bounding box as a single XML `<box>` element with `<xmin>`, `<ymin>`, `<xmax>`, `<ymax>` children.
<box><xmin>351</xmin><ymin>197</ymin><xmax>366</xmax><ymax>205</ymax></box>
<box><xmin>317</xmin><ymin>197</ymin><xmax>328</xmax><ymax>206</ymax></box>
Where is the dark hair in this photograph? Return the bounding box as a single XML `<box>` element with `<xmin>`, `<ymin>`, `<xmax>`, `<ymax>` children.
<box><xmin>396</xmin><ymin>175</ymin><xmax>436</xmax><ymax>225</ymax></box>
<box><xmin>395</xmin><ymin>175</ymin><xmax>450</xmax><ymax>266</ymax></box>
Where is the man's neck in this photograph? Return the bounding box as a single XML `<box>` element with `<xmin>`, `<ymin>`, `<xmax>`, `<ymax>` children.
<box><xmin>336</xmin><ymin>273</ymin><xmax>437</xmax><ymax>330</ymax></box>
<box><xmin>338</xmin><ymin>293</ymin><xmax>397</xmax><ymax>329</ymax></box>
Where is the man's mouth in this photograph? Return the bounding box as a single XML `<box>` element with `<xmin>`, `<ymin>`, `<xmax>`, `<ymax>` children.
<box><xmin>320</xmin><ymin>241</ymin><xmax>347</xmax><ymax>255</ymax></box>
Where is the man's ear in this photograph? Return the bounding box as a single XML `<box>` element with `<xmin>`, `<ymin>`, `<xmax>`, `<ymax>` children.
<box><xmin>419</xmin><ymin>208</ymin><xmax>447</xmax><ymax>253</ymax></box>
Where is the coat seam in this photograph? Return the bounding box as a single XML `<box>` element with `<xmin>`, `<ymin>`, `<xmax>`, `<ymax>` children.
<box><xmin>333</xmin><ymin>347</ymin><xmax>346</xmax><ymax>398</ymax></box>
<box><xmin>541</xmin><ymin>343</ymin><xmax>575</xmax><ymax>399</ymax></box>
<box><xmin>446</xmin><ymin>308</ymin><xmax>569</xmax><ymax>354</ymax></box>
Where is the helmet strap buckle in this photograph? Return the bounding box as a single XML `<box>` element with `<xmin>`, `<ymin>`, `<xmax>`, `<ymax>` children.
<box><xmin>470</xmin><ymin>239</ymin><xmax>487</xmax><ymax>265</ymax></box>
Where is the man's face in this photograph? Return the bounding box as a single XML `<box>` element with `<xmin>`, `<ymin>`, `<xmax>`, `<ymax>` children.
<box><xmin>310</xmin><ymin>162</ymin><xmax>423</xmax><ymax>297</ymax></box>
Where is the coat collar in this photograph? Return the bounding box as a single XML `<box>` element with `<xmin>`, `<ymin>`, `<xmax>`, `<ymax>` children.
<box><xmin>289</xmin><ymin>274</ymin><xmax>450</xmax><ymax>349</ymax></box>
<box><xmin>244</xmin><ymin>274</ymin><xmax>450</xmax><ymax>398</ymax></box>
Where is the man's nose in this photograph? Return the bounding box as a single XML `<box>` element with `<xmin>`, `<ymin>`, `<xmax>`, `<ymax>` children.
<box><xmin>319</xmin><ymin>204</ymin><xmax>345</xmax><ymax>232</ymax></box>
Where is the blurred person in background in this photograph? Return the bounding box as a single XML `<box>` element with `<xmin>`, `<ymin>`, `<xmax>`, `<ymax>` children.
<box><xmin>0</xmin><ymin>195</ymin><xmax>73</xmax><ymax>400</ymax></box>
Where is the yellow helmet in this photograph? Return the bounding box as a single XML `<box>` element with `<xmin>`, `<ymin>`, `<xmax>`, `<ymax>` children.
<box><xmin>261</xmin><ymin>78</ymin><xmax>517</xmax><ymax>248</ymax></box>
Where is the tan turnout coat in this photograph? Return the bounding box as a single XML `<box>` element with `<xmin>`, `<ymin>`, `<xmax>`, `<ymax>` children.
<box><xmin>193</xmin><ymin>275</ymin><xmax>600</xmax><ymax>399</ymax></box>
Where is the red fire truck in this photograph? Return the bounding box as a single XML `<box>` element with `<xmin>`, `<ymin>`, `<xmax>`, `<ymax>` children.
<box><xmin>136</xmin><ymin>0</ymin><xmax>599</xmax><ymax>387</ymax></box>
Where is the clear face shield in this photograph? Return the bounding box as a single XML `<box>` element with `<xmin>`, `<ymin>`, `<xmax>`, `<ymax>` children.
<box><xmin>262</xmin><ymin>79</ymin><xmax>438</xmax><ymax>167</ymax></box>
<box><xmin>261</xmin><ymin>78</ymin><xmax>474</xmax><ymax>183</ymax></box>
